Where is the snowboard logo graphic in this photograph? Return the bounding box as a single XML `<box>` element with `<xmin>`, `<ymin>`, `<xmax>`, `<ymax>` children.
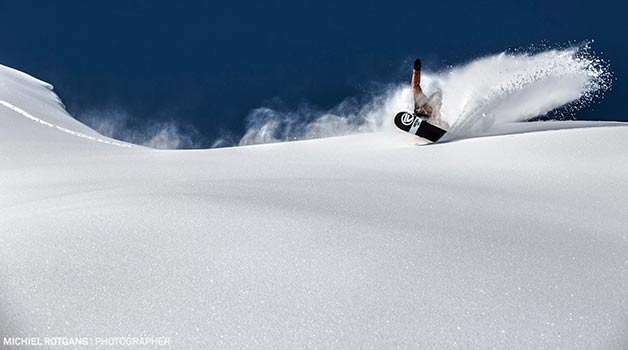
<box><xmin>400</xmin><ymin>112</ymin><xmax>415</xmax><ymax>126</ymax></box>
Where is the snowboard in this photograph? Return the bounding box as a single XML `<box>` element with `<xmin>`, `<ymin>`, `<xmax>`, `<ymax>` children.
<box><xmin>393</xmin><ymin>111</ymin><xmax>447</xmax><ymax>143</ymax></box>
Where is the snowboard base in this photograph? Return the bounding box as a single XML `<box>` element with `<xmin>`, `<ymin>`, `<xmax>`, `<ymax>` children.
<box><xmin>393</xmin><ymin>111</ymin><xmax>447</xmax><ymax>143</ymax></box>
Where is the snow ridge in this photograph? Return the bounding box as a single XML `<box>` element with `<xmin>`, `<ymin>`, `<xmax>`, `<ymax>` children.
<box><xmin>0</xmin><ymin>100</ymin><xmax>131</xmax><ymax>148</ymax></box>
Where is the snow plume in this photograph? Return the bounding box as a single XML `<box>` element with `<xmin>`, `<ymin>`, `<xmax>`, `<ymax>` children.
<box><xmin>240</xmin><ymin>44</ymin><xmax>610</xmax><ymax>145</ymax></box>
<box><xmin>432</xmin><ymin>44</ymin><xmax>611</xmax><ymax>140</ymax></box>
<box><xmin>239</xmin><ymin>87</ymin><xmax>409</xmax><ymax>145</ymax></box>
<box><xmin>80</xmin><ymin>109</ymin><xmax>201</xmax><ymax>149</ymax></box>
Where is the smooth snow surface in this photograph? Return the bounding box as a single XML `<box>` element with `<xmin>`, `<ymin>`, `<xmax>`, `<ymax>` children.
<box><xmin>1</xmin><ymin>64</ymin><xmax>628</xmax><ymax>349</ymax></box>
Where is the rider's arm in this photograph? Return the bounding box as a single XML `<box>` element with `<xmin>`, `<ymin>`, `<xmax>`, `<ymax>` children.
<box><xmin>411</xmin><ymin>58</ymin><xmax>422</xmax><ymax>94</ymax></box>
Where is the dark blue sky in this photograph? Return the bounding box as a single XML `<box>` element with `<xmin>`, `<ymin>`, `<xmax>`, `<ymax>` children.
<box><xmin>0</xmin><ymin>0</ymin><xmax>626</xmax><ymax>147</ymax></box>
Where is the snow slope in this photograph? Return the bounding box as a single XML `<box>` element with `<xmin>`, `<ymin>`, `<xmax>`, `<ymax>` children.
<box><xmin>1</xmin><ymin>64</ymin><xmax>628</xmax><ymax>349</ymax></box>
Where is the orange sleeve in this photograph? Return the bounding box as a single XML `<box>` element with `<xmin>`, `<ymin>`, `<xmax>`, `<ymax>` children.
<box><xmin>412</xmin><ymin>69</ymin><xmax>422</xmax><ymax>95</ymax></box>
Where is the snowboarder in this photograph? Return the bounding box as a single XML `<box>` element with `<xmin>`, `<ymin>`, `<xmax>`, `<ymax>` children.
<box><xmin>412</xmin><ymin>58</ymin><xmax>448</xmax><ymax>129</ymax></box>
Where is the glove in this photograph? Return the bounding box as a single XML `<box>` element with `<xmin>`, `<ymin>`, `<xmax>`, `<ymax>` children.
<box><xmin>414</xmin><ymin>58</ymin><xmax>422</xmax><ymax>70</ymax></box>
